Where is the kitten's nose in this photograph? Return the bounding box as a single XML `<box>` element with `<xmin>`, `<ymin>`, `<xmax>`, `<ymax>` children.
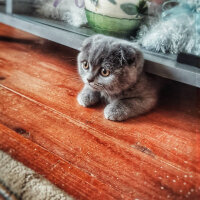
<box><xmin>87</xmin><ymin>77</ymin><xmax>94</xmax><ymax>83</ymax></box>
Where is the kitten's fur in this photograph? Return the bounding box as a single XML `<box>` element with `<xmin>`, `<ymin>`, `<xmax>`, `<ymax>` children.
<box><xmin>77</xmin><ymin>35</ymin><xmax>161</xmax><ymax>121</ymax></box>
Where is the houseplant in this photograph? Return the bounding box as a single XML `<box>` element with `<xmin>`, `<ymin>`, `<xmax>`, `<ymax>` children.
<box><xmin>85</xmin><ymin>0</ymin><xmax>148</xmax><ymax>37</ymax></box>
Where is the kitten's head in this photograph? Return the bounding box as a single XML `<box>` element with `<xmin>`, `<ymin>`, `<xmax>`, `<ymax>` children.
<box><xmin>77</xmin><ymin>35</ymin><xmax>144</xmax><ymax>95</ymax></box>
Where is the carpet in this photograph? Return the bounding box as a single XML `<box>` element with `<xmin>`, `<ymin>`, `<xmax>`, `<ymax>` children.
<box><xmin>0</xmin><ymin>151</ymin><xmax>73</xmax><ymax>200</ymax></box>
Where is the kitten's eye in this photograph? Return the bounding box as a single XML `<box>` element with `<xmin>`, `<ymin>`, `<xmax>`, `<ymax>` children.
<box><xmin>100</xmin><ymin>68</ymin><xmax>110</xmax><ymax>77</ymax></box>
<box><xmin>82</xmin><ymin>61</ymin><xmax>89</xmax><ymax>70</ymax></box>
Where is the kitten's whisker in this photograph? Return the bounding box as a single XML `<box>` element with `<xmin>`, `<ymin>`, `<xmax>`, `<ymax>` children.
<box><xmin>102</xmin><ymin>85</ymin><xmax>109</xmax><ymax>97</ymax></box>
<box><xmin>93</xmin><ymin>83</ymin><xmax>109</xmax><ymax>96</ymax></box>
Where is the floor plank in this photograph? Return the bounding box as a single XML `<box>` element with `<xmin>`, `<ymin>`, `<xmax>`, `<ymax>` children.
<box><xmin>0</xmin><ymin>23</ymin><xmax>200</xmax><ymax>200</ymax></box>
<box><xmin>0</xmin><ymin>124</ymin><xmax>118</xmax><ymax>200</ymax></box>
<box><xmin>0</xmin><ymin>85</ymin><xmax>199</xmax><ymax>200</ymax></box>
<box><xmin>0</xmin><ymin>34</ymin><xmax>199</xmax><ymax>174</ymax></box>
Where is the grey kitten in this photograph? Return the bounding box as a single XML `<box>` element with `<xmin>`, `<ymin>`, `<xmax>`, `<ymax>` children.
<box><xmin>77</xmin><ymin>35</ymin><xmax>161</xmax><ymax>121</ymax></box>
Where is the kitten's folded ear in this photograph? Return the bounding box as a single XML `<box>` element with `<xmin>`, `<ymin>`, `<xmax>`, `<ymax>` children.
<box><xmin>120</xmin><ymin>44</ymin><xmax>144</xmax><ymax>69</ymax></box>
<box><xmin>119</xmin><ymin>45</ymin><xmax>136</xmax><ymax>66</ymax></box>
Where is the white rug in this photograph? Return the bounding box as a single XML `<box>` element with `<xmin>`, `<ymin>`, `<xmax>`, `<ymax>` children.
<box><xmin>0</xmin><ymin>151</ymin><xmax>73</xmax><ymax>200</ymax></box>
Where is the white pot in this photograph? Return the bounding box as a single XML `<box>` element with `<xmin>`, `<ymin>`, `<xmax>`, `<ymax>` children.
<box><xmin>85</xmin><ymin>0</ymin><xmax>144</xmax><ymax>19</ymax></box>
<box><xmin>84</xmin><ymin>0</ymin><xmax>148</xmax><ymax>37</ymax></box>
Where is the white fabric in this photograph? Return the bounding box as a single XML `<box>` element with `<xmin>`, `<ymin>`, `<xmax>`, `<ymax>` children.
<box><xmin>0</xmin><ymin>150</ymin><xmax>73</xmax><ymax>200</ymax></box>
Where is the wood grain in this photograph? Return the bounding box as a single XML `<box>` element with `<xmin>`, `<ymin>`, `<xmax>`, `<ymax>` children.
<box><xmin>0</xmin><ymin>124</ymin><xmax>118</xmax><ymax>200</ymax></box>
<box><xmin>0</xmin><ymin>34</ymin><xmax>199</xmax><ymax>173</ymax></box>
<box><xmin>0</xmin><ymin>23</ymin><xmax>200</xmax><ymax>200</ymax></box>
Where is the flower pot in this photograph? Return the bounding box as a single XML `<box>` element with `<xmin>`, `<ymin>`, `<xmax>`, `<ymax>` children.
<box><xmin>85</xmin><ymin>0</ymin><xmax>148</xmax><ymax>37</ymax></box>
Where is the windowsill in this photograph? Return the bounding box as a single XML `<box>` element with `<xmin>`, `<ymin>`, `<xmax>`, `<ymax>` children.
<box><xmin>0</xmin><ymin>11</ymin><xmax>199</xmax><ymax>88</ymax></box>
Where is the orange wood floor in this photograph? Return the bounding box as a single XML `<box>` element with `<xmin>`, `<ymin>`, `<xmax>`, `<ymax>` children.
<box><xmin>0</xmin><ymin>23</ymin><xmax>200</xmax><ymax>200</ymax></box>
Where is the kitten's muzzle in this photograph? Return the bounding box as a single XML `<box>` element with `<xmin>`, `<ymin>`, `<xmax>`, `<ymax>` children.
<box><xmin>88</xmin><ymin>83</ymin><xmax>100</xmax><ymax>91</ymax></box>
<box><xmin>87</xmin><ymin>77</ymin><xmax>94</xmax><ymax>83</ymax></box>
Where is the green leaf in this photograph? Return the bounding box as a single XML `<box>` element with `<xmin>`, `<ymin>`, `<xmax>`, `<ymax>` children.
<box><xmin>90</xmin><ymin>0</ymin><xmax>98</xmax><ymax>6</ymax></box>
<box><xmin>137</xmin><ymin>0</ymin><xmax>148</xmax><ymax>14</ymax></box>
<box><xmin>108</xmin><ymin>0</ymin><xmax>117</xmax><ymax>5</ymax></box>
<box><xmin>138</xmin><ymin>0</ymin><xmax>146</xmax><ymax>8</ymax></box>
<box><xmin>120</xmin><ymin>3</ymin><xmax>138</xmax><ymax>15</ymax></box>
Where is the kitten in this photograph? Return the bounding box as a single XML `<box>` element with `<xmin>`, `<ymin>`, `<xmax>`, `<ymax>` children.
<box><xmin>77</xmin><ymin>35</ymin><xmax>161</xmax><ymax>121</ymax></box>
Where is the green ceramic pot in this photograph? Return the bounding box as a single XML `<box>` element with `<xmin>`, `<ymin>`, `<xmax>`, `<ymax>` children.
<box><xmin>85</xmin><ymin>0</ymin><xmax>148</xmax><ymax>37</ymax></box>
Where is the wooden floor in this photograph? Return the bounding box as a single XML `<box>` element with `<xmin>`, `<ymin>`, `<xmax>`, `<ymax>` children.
<box><xmin>0</xmin><ymin>23</ymin><xmax>199</xmax><ymax>200</ymax></box>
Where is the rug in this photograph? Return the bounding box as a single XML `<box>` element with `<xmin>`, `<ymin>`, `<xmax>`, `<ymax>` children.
<box><xmin>0</xmin><ymin>151</ymin><xmax>73</xmax><ymax>200</ymax></box>
<box><xmin>0</xmin><ymin>182</ymin><xmax>17</xmax><ymax>200</ymax></box>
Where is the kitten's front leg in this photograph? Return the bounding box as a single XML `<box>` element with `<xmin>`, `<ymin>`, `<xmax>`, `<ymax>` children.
<box><xmin>77</xmin><ymin>85</ymin><xmax>100</xmax><ymax>107</ymax></box>
<box><xmin>104</xmin><ymin>97</ymin><xmax>157</xmax><ymax>121</ymax></box>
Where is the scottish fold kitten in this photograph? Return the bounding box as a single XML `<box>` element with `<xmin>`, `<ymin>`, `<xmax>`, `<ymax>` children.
<box><xmin>77</xmin><ymin>35</ymin><xmax>161</xmax><ymax>121</ymax></box>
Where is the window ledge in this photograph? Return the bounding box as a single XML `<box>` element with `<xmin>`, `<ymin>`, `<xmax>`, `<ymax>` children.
<box><xmin>0</xmin><ymin>12</ymin><xmax>199</xmax><ymax>88</ymax></box>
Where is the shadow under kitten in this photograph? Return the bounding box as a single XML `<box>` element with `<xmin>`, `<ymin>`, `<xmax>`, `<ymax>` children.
<box><xmin>77</xmin><ymin>35</ymin><xmax>163</xmax><ymax>121</ymax></box>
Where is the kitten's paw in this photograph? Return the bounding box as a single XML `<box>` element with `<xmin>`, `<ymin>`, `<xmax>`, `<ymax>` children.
<box><xmin>104</xmin><ymin>102</ymin><xmax>129</xmax><ymax>121</ymax></box>
<box><xmin>77</xmin><ymin>91</ymin><xmax>100</xmax><ymax>107</ymax></box>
